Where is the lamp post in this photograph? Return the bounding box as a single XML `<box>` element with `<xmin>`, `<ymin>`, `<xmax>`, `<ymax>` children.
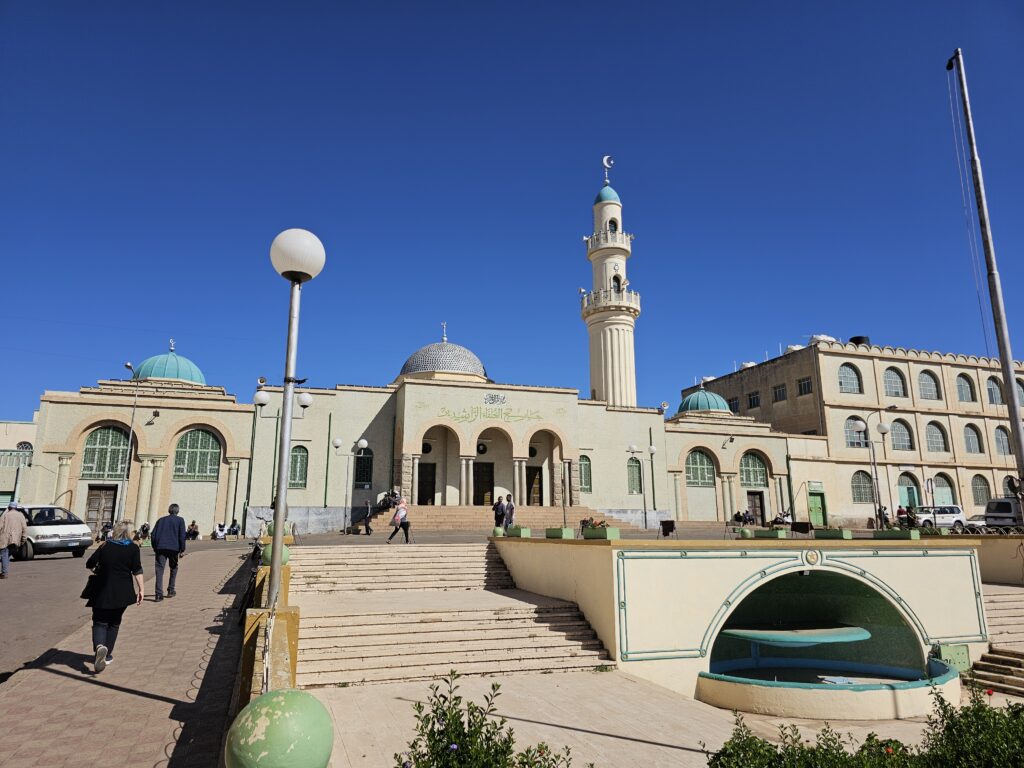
<box><xmin>116</xmin><ymin>361</ymin><xmax>140</xmax><ymax>526</ymax></box>
<box><xmin>266</xmin><ymin>228</ymin><xmax>326</xmax><ymax>610</ymax></box>
<box><xmin>627</xmin><ymin>444</ymin><xmax>648</xmax><ymax>529</ymax></box>
<box><xmin>648</xmin><ymin>445</ymin><xmax>658</xmax><ymax>513</ymax></box>
<box><xmin>334</xmin><ymin>437</ymin><xmax>368</xmax><ymax>533</ymax></box>
<box><xmin>852</xmin><ymin>418</ymin><xmax>891</xmax><ymax>530</ymax></box>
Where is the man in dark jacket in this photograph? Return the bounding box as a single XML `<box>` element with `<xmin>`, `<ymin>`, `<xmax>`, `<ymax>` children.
<box><xmin>150</xmin><ymin>503</ymin><xmax>186</xmax><ymax>601</ymax></box>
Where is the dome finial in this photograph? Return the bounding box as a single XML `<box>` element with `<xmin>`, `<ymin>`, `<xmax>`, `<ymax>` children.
<box><xmin>602</xmin><ymin>155</ymin><xmax>614</xmax><ymax>186</ymax></box>
<box><xmin>441</xmin><ymin>321</ymin><xmax>447</xmax><ymax>343</ymax></box>
<box><xmin>169</xmin><ymin>338</ymin><xmax>175</xmax><ymax>353</ymax></box>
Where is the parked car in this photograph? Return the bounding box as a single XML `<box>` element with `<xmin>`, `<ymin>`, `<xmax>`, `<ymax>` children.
<box><xmin>16</xmin><ymin>505</ymin><xmax>93</xmax><ymax>559</ymax></box>
<box><xmin>984</xmin><ymin>498</ymin><xmax>1024</xmax><ymax>528</ymax></box>
<box><xmin>903</xmin><ymin>505</ymin><xmax>967</xmax><ymax>530</ymax></box>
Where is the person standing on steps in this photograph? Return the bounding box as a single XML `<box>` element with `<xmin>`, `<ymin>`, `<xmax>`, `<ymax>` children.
<box><xmin>151</xmin><ymin>503</ymin><xmax>186</xmax><ymax>601</ymax></box>
<box><xmin>386</xmin><ymin>497</ymin><xmax>411</xmax><ymax>544</ymax></box>
<box><xmin>492</xmin><ymin>496</ymin><xmax>506</xmax><ymax>530</ymax></box>
<box><xmin>503</xmin><ymin>494</ymin><xmax>516</xmax><ymax>532</ymax></box>
<box><xmin>0</xmin><ymin>503</ymin><xmax>27</xmax><ymax>579</ymax></box>
<box><xmin>85</xmin><ymin>520</ymin><xmax>144</xmax><ymax>673</ymax></box>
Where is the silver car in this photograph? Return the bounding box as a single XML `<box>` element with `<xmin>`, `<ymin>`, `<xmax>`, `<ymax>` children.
<box><xmin>17</xmin><ymin>506</ymin><xmax>94</xmax><ymax>559</ymax></box>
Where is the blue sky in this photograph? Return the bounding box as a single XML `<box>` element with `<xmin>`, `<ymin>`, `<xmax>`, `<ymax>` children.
<box><xmin>1</xmin><ymin>2</ymin><xmax>1022</xmax><ymax>418</ymax></box>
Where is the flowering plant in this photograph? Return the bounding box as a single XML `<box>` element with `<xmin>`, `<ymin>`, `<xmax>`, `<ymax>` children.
<box><xmin>580</xmin><ymin>517</ymin><xmax>608</xmax><ymax>530</ymax></box>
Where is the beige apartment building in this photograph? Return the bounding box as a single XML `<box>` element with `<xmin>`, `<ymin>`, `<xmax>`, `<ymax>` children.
<box><xmin>681</xmin><ymin>339</ymin><xmax>1024</xmax><ymax>526</ymax></box>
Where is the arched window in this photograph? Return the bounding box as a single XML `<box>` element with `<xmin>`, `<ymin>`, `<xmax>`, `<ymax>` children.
<box><xmin>898</xmin><ymin>473</ymin><xmax>921</xmax><ymax>508</ymax></box>
<box><xmin>918</xmin><ymin>371</ymin><xmax>941</xmax><ymax>400</ymax></box>
<box><xmin>15</xmin><ymin>441</ymin><xmax>32</xmax><ymax>451</ymax></box>
<box><xmin>685</xmin><ymin>450</ymin><xmax>716</xmax><ymax>487</ymax></box>
<box><xmin>354</xmin><ymin>447</ymin><xmax>374</xmax><ymax>488</ymax></box>
<box><xmin>608</xmin><ymin>219</ymin><xmax>619</xmax><ymax>233</ymax></box>
<box><xmin>851</xmin><ymin>470</ymin><xmax>874</xmax><ymax>503</ymax></box>
<box><xmin>289</xmin><ymin>446</ymin><xmax>308</xmax><ymax>489</ymax></box>
<box><xmin>740</xmin><ymin>453</ymin><xmax>768</xmax><ymax>487</ymax></box>
<box><xmin>838</xmin><ymin>364</ymin><xmax>863</xmax><ymax>394</ymax></box>
<box><xmin>1004</xmin><ymin>476</ymin><xmax>1015</xmax><ymax>497</ymax></box>
<box><xmin>957</xmin><ymin>374</ymin><xmax>976</xmax><ymax>402</ymax></box>
<box><xmin>987</xmin><ymin>377</ymin><xmax>1004</xmax><ymax>405</ymax></box>
<box><xmin>1017</xmin><ymin>380</ymin><xmax>1024</xmax><ymax>403</ymax></box>
<box><xmin>995</xmin><ymin>427</ymin><xmax>1012</xmax><ymax>456</ymax></box>
<box><xmin>972</xmin><ymin>475</ymin><xmax>992</xmax><ymax>506</ymax></box>
<box><xmin>964</xmin><ymin>424</ymin><xmax>983</xmax><ymax>454</ymax></box>
<box><xmin>845</xmin><ymin>417</ymin><xmax>867</xmax><ymax>448</ymax></box>
<box><xmin>933</xmin><ymin>473</ymin><xmax>956</xmax><ymax>505</ymax></box>
<box><xmin>925</xmin><ymin>422</ymin><xmax>949</xmax><ymax>453</ymax></box>
<box><xmin>612</xmin><ymin>275</ymin><xmax>623</xmax><ymax>292</ymax></box>
<box><xmin>173</xmin><ymin>429</ymin><xmax>221</xmax><ymax>481</ymax></box>
<box><xmin>890</xmin><ymin>420</ymin><xmax>914</xmax><ymax>451</ymax></box>
<box><xmin>81</xmin><ymin>426</ymin><xmax>130</xmax><ymax>480</ymax></box>
<box><xmin>883</xmin><ymin>368</ymin><xmax>907</xmax><ymax>398</ymax></box>
<box><xmin>627</xmin><ymin>457</ymin><xmax>643</xmax><ymax>494</ymax></box>
<box><xmin>579</xmin><ymin>455</ymin><xmax>592</xmax><ymax>493</ymax></box>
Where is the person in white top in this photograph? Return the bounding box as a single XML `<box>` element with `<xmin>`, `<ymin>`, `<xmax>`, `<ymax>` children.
<box><xmin>386</xmin><ymin>498</ymin><xmax>411</xmax><ymax>544</ymax></box>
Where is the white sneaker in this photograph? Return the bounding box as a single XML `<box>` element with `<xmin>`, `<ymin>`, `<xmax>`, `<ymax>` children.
<box><xmin>94</xmin><ymin>645</ymin><xmax>108</xmax><ymax>673</ymax></box>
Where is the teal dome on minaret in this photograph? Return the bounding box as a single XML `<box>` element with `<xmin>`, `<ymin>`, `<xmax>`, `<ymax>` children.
<box><xmin>678</xmin><ymin>387</ymin><xmax>730</xmax><ymax>414</ymax></box>
<box><xmin>594</xmin><ymin>182</ymin><xmax>620</xmax><ymax>204</ymax></box>
<box><xmin>133</xmin><ymin>341</ymin><xmax>206</xmax><ymax>385</ymax></box>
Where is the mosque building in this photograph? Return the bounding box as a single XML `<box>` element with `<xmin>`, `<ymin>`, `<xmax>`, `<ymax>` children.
<box><xmin>2</xmin><ymin>170</ymin><xmax>1022</xmax><ymax>533</ymax></box>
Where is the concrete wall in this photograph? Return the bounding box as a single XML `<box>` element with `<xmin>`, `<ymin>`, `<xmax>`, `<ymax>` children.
<box><xmin>974</xmin><ymin>536</ymin><xmax>1024</xmax><ymax>586</ymax></box>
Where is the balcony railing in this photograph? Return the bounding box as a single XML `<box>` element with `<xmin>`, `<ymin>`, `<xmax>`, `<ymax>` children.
<box><xmin>0</xmin><ymin>449</ymin><xmax>32</xmax><ymax>469</ymax></box>
<box><xmin>580</xmin><ymin>288</ymin><xmax>641</xmax><ymax>315</ymax></box>
<box><xmin>585</xmin><ymin>230</ymin><xmax>633</xmax><ymax>252</ymax></box>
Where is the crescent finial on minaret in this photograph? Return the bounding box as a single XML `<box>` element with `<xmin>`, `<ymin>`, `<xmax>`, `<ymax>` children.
<box><xmin>169</xmin><ymin>338</ymin><xmax>175</xmax><ymax>352</ymax></box>
<box><xmin>601</xmin><ymin>155</ymin><xmax>614</xmax><ymax>184</ymax></box>
<box><xmin>441</xmin><ymin>321</ymin><xmax>447</xmax><ymax>343</ymax></box>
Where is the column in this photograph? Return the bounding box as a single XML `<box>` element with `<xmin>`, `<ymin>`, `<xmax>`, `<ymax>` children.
<box><xmin>569</xmin><ymin>459</ymin><xmax>580</xmax><ymax>507</ymax></box>
<box><xmin>552</xmin><ymin>462</ymin><xmax>563</xmax><ymax>507</ymax></box>
<box><xmin>54</xmin><ymin>454</ymin><xmax>73</xmax><ymax>506</ymax></box>
<box><xmin>135</xmin><ymin>458</ymin><xmax>155</xmax><ymax>526</ymax></box>
<box><xmin>519</xmin><ymin>461</ymin><xmax>528</xmax><ymax>506</ymax></box>
<box><xmin>411</xmin><ymin>456</ymin><xmax>420</xmax><ymax>506</ymax></box>
<box><xmin>400</xmin><ymin>453</ymin><xmax>413</xmax><ymax>500</ymax></box>
<box><xmin>224</xmin><ymin>459</ymin><xmax>240</xmax><ymax>525</ymax></box>
<box><xmin>459</xmin><ymin>458</ymin><xmax>468</xmax><ymax>505</ymax></box>
<box><xmin>724</xmin><ymin>474</ymin><xmax>736</xmax><ymax>519</ymax></box>
<box><xmin>512</xmin><ymin>460</ymin><xmax>520</xmax><ymax>507</ymax></box>
<box><xmin>467</xmin><ymin>457</ymin><xmax>475</xmax><ymax>505</ymax></box>
<box><xmin>148</xmin><ymin>457</ymin><xmax>166</xmax><ymax>523</ymax></box>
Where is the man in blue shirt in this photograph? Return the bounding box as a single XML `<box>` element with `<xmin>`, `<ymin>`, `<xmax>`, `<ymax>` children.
<box><xmin>150</xmin><ymin>503</ymin><xmax>186</xmax><ymax>601</ymax></box>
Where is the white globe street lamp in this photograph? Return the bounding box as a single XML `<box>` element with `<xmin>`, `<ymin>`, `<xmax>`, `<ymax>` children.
<box><xmin>852</xmin><ymin>417</ymin><xmax>890</xmax><ymax>530</ymax></box>
<box><xmin>270</xmin><ymin>228</ymin><xmax>326</xmax><ymax>283</ymax></box>
<box><xmin>297</xmin><ymin>392</ymin><xmax>314</xmax><ymax>409</ymax></box>
<box><xmin>253</xmin><ymin>389</ymin><xmax>271</xmax><ymax>408</ymax></box>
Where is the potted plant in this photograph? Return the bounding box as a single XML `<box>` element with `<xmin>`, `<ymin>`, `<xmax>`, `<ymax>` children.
<box><xmin>873</xmin><ymin>528</ymin><xmax>920</xmax><ymax>540</ymax></box>
<box><xmin>753</xmin><ymin>527</ymin><xmax>788</xmax><ymax>539</ymax></box>
<box><xmin>506</xmin><ymin>526</ymin><xmax>531</xmax><ymax>538</ymax></box>
<box><xmin>581</xmin><ymin>517</ymin><xmax>620</xmax><ymax>540</ymax></box>
<box><xmin>814</xmin><ymin>527</ymin><xmax>853</xmax><ymax>540</ymax></box>
<box><xmin>545</xmin><ymin>527</ymin><xmax>574</xmax><ymax>539</ymax></box>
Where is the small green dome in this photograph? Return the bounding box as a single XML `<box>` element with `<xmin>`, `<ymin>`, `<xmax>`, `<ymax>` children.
<box><xmin>134</xmin><ymin>346</ymin><xmax>206</xmax><ymax>385</ymax></box>
<box><xmin>594</xmin><ymin>184</ymin><xmax>620</xmax><ymax>204</ymax></box>
<box><xmin>678</xmin><ymin>388</ymin><xmax>730</xmax><ymax>413</ymax></box>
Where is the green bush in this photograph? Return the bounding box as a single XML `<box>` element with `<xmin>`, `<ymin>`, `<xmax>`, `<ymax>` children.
<box><xmin>703</xmin><ymin>686</ymin><xmax>1024</xmax><ymax>767</ymax></box>
<box><xmin>396</xmin><ymin>671</ymin><xmax>593</xmax><ymax>768</ymax></box>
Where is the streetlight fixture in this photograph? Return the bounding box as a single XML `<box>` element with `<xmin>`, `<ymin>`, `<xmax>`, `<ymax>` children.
<box><xmin>116</xmin><ymin>361</ymin><xmax>140</xmax><ymax>527</ymax></box>
<box><xmin>648</xmin><ymin>445</ymin><xmax>658</xmax><ymax>514</ymax></box>
<box><xmin>334</xmin><ymin>438</ymin><xmax>368</xmax><ymax>533</ymax></box>
<box><xmin>627</xmin><ymin>444</ymin><xmax>649</xmax><ymax>529</ymax></box>
<box><xmin>266</xmin><ymin>228</ymin><xmax>326</xmax><ymax>609</ymax></box>
<box><xmin>852</xmin><ymin>418</ymin><xmax>891</xmax><ymax>530</ymax></box>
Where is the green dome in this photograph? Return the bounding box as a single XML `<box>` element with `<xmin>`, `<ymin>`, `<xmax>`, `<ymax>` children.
<box><xmin>678</xmin><ymin>388</ymin><xmax>730</xmax><ymax>413</ymax></box>
<box><xmin>134</xmin><ymin>347</ymin><xmax>206</xmax><ymax>385</ymax></box>
<box><xmin>594</xmin><ymin>184</ymin><xmax>620</xmax><ymax>204</ymax></box>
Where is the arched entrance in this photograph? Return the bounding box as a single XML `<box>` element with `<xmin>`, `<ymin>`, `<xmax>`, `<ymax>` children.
<box><xmin>473</xmin><ymin>427</ymin><xmax>513</xmax><ymax>506</ymax></box>
<box><xmin>898</xmin><ymin>472</ymin><xmax>922</xmax><ymax>508</ymax></box>
<box><xmin>418</xmin><ymin>425</ymin><xmax>461</xmax><ymax>505</ymax></box>
<box><xmin>526</xmin><ymin>429</ymin><xmax>564</xmax><ymax>507</ymax></box>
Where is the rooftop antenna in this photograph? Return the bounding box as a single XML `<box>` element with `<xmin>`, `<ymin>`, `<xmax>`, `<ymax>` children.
<box><xmin>169</xmin><ymin>338</ymin><xmax>175</xmax><ymax>352</ymax></box>
<box><xmin>602</xmin><ymin>155</ymin><xmax>614</xmax><ymax>185</ymax></box>
<box><xmin>441</xmin><ymin>321</ymin><xmax>447</xmax><ymax>343</ymax></box>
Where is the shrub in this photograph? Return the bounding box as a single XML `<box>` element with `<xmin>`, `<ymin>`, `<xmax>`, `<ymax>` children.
<box><xmin>396</xmin><ymin>671</ymin><xmax>592</xmax><ymax>768</ymax></box>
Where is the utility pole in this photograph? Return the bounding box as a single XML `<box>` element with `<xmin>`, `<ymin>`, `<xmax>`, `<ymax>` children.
<box><xmin>948</xmin><ymin>49</ymin><xmax>1024</xmax><ymax>484</ymax></box>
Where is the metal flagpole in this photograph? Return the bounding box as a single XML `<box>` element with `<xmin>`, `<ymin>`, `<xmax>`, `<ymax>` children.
<box><xmin>948</xmin><ymin>49</ymin><xmax>1024</xmax><ymax>483</ymax></box>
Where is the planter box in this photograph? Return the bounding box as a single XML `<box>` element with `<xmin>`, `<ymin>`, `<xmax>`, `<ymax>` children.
<box><xmin>545</xmin><ymin>527</ymin><xmax>574</xmax><ymax>539</ymax></box>
<box><xmin>873</xmin><ymin>529</ymin><xmax>920</xmax><ymax>540</ymax></box>
<box><xmin>920</xmin><ymin>528</ymin><xmax>950</xmax><ymax>536</ymax></box>
<box><xmin>491</xmin><ymin>527</ymin><xmax>505</xmax><ymax>537</ymax></box>
<box><xmin>753</xmin><ymin>529</ymin><xmax>788</xmax><ymax>539</ymax></box>
<box><xmin>582</xmin><ymin>527</ymin><xmax>620</xmax><ymax>540</ymax></box>
<box><xmin>814</xmin><ymin>529</ymin><xmax>853</xmax><ymax>540</ymax></box>
<box><xmin>507</xmin><ymin>527</ymin><xmax>531</xmax><ymax>538</ymax></box>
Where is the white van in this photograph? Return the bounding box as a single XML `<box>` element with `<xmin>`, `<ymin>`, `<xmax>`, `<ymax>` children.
<box><xmin>17</xmin><ymin>505</ymin><xmax>94</xmax><ymax>559</ymax></box>
<box><xmin>984</xmin><ymin>498</ymin><xmax>1024</xmax><ymax>528</ymax></box>
<box><xmin>913</xmin><ymin>505</ymin><xmax>968</xmax><ymax>530</ymax></box>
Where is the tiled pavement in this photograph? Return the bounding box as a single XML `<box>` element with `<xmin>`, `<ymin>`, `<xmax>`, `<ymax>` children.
<box><xmin>0</xmin><ymin>546</ymin><xmax>251</xmax><ymax>768</ymax></box>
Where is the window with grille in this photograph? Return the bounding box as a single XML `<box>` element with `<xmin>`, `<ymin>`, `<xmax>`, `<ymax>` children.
<box><xmin>838</xmin><ymin>364</ymin><xmax>863</xmax><ymax>394</ymax></box>
<box><xmin>972</xmin><ymin>475</ymin><xmax>992</xmax><ymax>506</ymax></box>
<box><xmin>173</xmin><ymin>429</ymin><xmax>221</xmax><ymax>481</ymax></box>
<box><xmin>81</xmin><ymin>426</ymin><xmax>130</xmax><ymax>480</ymax></box>
<box><xmin>685</xmin><ymin>450</ymin><xmax>716</xmax><ymax>487</ymax></box>
<box><xmin>747</xmin><ymin>391</ymin><xmax>760</xmax><ymax>409</ymax></box>
<box><xmin>1018</xmin><ymin>380</ymin><xmax>1024</xmax><ymax>403</ymax></box>
<box><xmin>727</xmin><ymin>397</ymin><xmax>739</xmax><ymax>413</ymax></box>
<box><xmin>883</xmin><ymin>368</ymin><xmax>907</xmax><ymax>398</ymax></box>
<box><xmin>627</xmin><ymin>457</ymin><xmax>643</xmax><ymax>494</ymax></box>
<box><xmin>933</xmin><ymin>474</ymin><xmax>956</xmax><ymax>505</ymax></box>
<box><xmin>354</xmin><ymin>447</ymin><xmax>374</xmax><ymax>488</ymax></box>
<box><xmin>919</xmin><ymin>371</ymin><xmax>941</xmax><ymax>400</ymax></box>
<box><xmin>740</xmin><ymin>453</ymin><xmax>768</xmax><ymax>487</ymax></box>
<box><xmin>964</xmin><ymin>425</ymin><xmax>983</xmax><ymax>454</ymax></box>
<box><xmin>579</xmin><ymin>455</ymin><xmax>592</xmax><ymax>493</ymax></box>
<box><xmin>772</xmin><ymin>384</ymin><xmax>787</xmax><ymax>402</ymax></box>
<box><xmin>995</xmin><ymin>427</ymin><xmax>1012</xmax><ymax>456</ymax></box>
<box><xmin>925</xmin><ymin>423</ymin><xmax>949</xmax><ymax>453</ymax></box>
<box><xmin>15</xmin><ymin>441</ymin><xmax>32</xmax><ymax>451</ymax></box>
<box><xmin>851</xmin><ymin>471</ymin><xmax>874</xmax><ymax>503</ymax></box>
<box><xmin>890</xmin><ymin>421</ymin><xmax>914</xmax><ymax>451</ymax></box>
<box><xmin>289</xmin><ymin>446</ymin><xmax>308</xmax><ymax>489</ymax></box>
<box><xmin>957</xmin><ymin>374</ymin><xmax>975</xmax><ymax>402</ymax></box>
<box><xmin>988</xmin><ymin>377</ymin><xmax>1004</xmax><ymax>405</ymax></box>
<box><xmin>845</xmin><ymin>417</ymin><xmax>867</xmax><ymax>448</ymax></box>
<box><xmin>797</xmin><ymin>377</ymin><xmax>813</xmax><ymax>396</ymax></box>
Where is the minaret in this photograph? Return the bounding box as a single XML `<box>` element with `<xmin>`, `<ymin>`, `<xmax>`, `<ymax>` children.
<box><xmin>580</xmin><ymin>157</ymin><xmax>640</xmax><ymax>406</ymax></box>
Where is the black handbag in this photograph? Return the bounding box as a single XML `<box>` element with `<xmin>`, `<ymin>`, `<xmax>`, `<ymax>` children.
<box><xmin>81</xmin><ymin>569</ymin><xmax>102</xmax><ymax>600</ymax></box>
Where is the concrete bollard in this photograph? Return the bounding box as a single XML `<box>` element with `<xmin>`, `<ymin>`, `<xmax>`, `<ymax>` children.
<box><xmin>225</xmin><ymin>688</ymin><xmax>333</xmax><ymax>768</ymax></box>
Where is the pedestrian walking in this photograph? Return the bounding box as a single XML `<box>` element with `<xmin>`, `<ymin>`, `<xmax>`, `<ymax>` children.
<box><xmin>150</xmin><ymin>503</ymin><xmax>186</xmax><ymax>601</ymax></box>
<box><xmin>84</xmin><ymin>520</ymin><xmax>143</xmax><ymax>673</ymax></box>
<box><xmin>492</xmin><ymin>496</ymin><xmax>506</xmax><ymax>529</ymax></box>
<box><xmin>386</xmin><ymin>497</ymin><xmax>411</xmax><ymax>544</ymax></box>
<box><xmin>0</xmin><ymin>503</ymin><xmax>28</xmax><ymax>579</ymax></box>
<box><xmin>503</xmin><ymin>494</ymin><xmax>516</xmax><ymax>532</ymax></box>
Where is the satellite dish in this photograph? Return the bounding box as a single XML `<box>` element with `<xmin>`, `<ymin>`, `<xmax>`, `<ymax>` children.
<box><xmin>602</xmin><ymin>155</ymin><xmax>615</xmax><ymax>170</ymax></box>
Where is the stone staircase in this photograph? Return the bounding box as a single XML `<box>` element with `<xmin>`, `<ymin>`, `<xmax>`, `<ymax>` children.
<box><xmin>366</xmin><ymin>504</ymin><xmax>643</xmax><ymax>533</ymax></box>
<box><xmin>969</xmin><ymin>585</ymin><xmax>1024</xmax><ymax>697</ymax></box>
<box><xmin>290</xmin><ymin>543</ymin><xmax>611</xmax><ymax>687</ymax></box>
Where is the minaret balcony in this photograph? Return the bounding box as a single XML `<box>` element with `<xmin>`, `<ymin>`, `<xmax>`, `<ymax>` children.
<box><xmin>580</xmin><ymin>288</ymin><xmax>641</xmax><ymax>318</ymax></box>
<box><xmin>585</xmin><ymin>230</ymin><xmax>633</xmax><ymax>253</ymax></box>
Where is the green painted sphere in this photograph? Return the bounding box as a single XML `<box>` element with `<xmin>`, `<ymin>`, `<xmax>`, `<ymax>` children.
<box><xmin>225</xmin><ymin>688</ymin><xmax>333</xmax><ymax>768</ymax></box>
<box><xmin>261</xmin><ymin>543</ymin><xmax>290</xmax><ymax>566</ymax></box>
<box><xmin>266</xmin><ymin>521</ymin><xmax>275</xmax><ymax>536</ymax></box>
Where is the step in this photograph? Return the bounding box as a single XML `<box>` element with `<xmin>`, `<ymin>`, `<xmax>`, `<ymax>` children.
<box><xmin>981</xmin><ymin>653</ymin><xmax>1024</xmax><ymax>669</ymax></box>
<box><xmin>303</xmin><ymin>606</ymin><xmax>581</xmax><ymax>626</ymax></box>
<box><xmin>973</xmin><ymin>661</ymin><xmax>1024</xmax><ymax>678</ymax></box>
<box><xmin>988</xmin><ymin>646</ymin><xmax>1024</xmax><ymax>661</ymax></box>
<box><xmin>298</xmin><ymin>635</ymin><xmax>601</xmax><ymax>660</ymax></box>
<box><xmin>292</xmin><ymin>582</ymin><xmax>516</xmax><ymax>594</ymax></box>
<box><xmin>302</xmin><ymin>614</ymin><xmax>588</xmax><ymax>637</ymax></box>
<box><xmin>299</xmin><ymin>643</ymin><xmax>605</xmax><ymax>674</ymax></box>
<box><xmin>299</xmin><ymin>624</ymin><xmax>595</xmax><ymax>647</ymax></box>
<box><xmin>969</xmin><ymin>669</ymin><xmax>1024</xmax><ymax>694</ymax></box>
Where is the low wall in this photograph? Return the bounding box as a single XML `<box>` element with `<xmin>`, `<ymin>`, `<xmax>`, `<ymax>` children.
<box><xmin>973</xmin><ymin>536</ymin><xmax>1024</xmax><ymax>586</ymax></box>
<box><xmin>246</xmin><ymin>506</ymin><xmax>364</xmax><ymax>536</ymax></box>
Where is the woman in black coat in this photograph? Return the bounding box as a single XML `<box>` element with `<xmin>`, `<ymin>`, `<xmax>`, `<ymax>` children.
<box><xmin>85</xmin><ymin>520</ymin><xmax>144</xmax><ymax>673</ymax></box>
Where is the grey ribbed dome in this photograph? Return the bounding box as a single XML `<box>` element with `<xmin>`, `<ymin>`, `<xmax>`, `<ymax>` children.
<box><xmin>400</xmin><ymin>341</ymin><xmax>487</xmax><ymax>378</ymax></box>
